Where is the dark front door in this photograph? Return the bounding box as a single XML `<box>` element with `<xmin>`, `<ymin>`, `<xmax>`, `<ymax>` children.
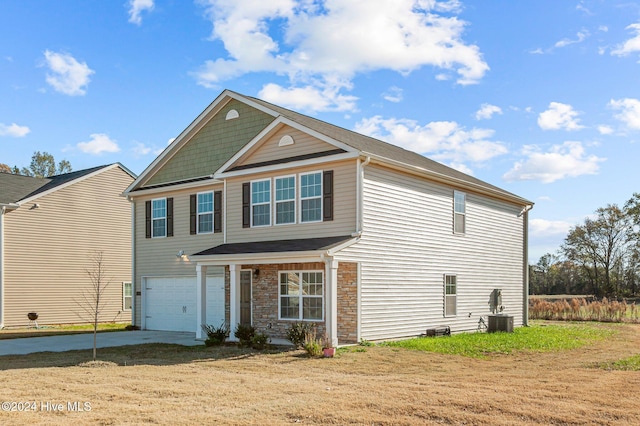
<box><xmin>240</xmin><ymin>271</ymin><xmax>252</xmax><ymax>326</ymax></box>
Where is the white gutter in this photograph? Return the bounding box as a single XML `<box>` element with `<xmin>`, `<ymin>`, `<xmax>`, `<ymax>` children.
<box><xmin>130</xmin><ymin>201</ymin><xmax>136</xmax><ymax>327</ymax></box>
<box><xmin>0</xmin><ymin>206</ymin><xmax>5</xmax><ymax>328</ymax></box>
<box><xmin>520</xmin><ymin>205</ymin><xmax>533</xmax><ymax>326</ymax></box>
<box><xmin>356</xmin><ymin>156</ymin><xmax>371</xmax><ymax>234</ymax></box>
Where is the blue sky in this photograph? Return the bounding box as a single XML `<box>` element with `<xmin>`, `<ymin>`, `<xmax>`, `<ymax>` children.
<box><xmin>2</xmin><ymin>0</ymin><xmax>640</xmax><ymax>262</ymax></box>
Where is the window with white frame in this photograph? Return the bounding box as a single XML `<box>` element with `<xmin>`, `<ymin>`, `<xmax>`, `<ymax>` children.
<box><xmin>123</xmin><ymin>282</ymin><xmax>132</xmax><ymax>310</ymax></box>
<box><xmin>151</xmin><ymin>198</ymin><xmax>166</xmax><ymax>238</ymax></box>
<box><xmin>279</xmin><ymin>271</ymin><xmax>324</xmax><ymax>320</ymax></box>
<box><xmin>197</xmin><ymin>192</ymin><xmax>213</xmax><ymax>233</ymax></box>
<box><xmin>444</xmin><ymin>275</ymin><xmax>457</xmax><ymax>316</ymax></box>
<box><xmin>275</xmin><ymin>176</ymin><xmax>295</xmax><ymax>225</ymax></box>
<box><xmin>300</xmin><ymin>172</ymin><xmax>322</xmax><ymax>223</ymax></box>
<box><xmin>251</xmin><ymin>179</ymin><xmax>271</xmax><ymax>226</ymax></box>
<box><xmin>454</xmin><ymin>191</ymin><xmax>466</xmax><ymax>234</ymax></box>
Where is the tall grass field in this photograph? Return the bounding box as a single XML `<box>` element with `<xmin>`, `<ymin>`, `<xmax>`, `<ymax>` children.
<box><xmin>529</xmin><ymin>298</ymin><xmax>640</xmax><ymax>323</ymax></box>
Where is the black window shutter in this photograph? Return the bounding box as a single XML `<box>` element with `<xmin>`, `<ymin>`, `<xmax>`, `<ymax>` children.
<box><xmin>190</xmin><ymin>194</ymin><xmax>197</xmax><ymax>235</ymax></box>
<box><xmin>214</xmin><ymin>190</ymin><xmax>223</xmax><ymax>233</ymax></box>
<box><xmin>242</xmin><ymin>182</ymin><xmax>250</xmax><ymax>228</ymax></box>
<box><xmin>167</xmin><ymin>197</ymin><xmax>174</xmax><ymax>237</ymax></box>
<box><xmin>323</xmin><ymin>170</ymin><xmax>334</xmax><ymax>221</ymax></box>
<box><xmin>145</xmin><ymin>200</ymin><xmax>151</xmax><ymax>238</ymax></box>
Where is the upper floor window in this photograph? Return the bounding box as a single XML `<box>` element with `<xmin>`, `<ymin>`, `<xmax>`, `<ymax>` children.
<box><xmin>275</xmin><ymin>176</ymin><xmax>296</xmax><ymax>225</ymax></box>
<box><xmin>300</xmin><ymin>172</ymin><xmax>322</xmax><ymax>223</ymax></box>
<box><xmin>152</xmin><ymin>198</ymin><xmax>166</xmax><ymax>238</ymax></box>
<box><xmin>454</xmin><ymin>191</ymin><xmax>466</xmax><ymax>234</ymax></box>
<box><xmin>197</xmin><ymin>192</ymin><xmax>213</xmax><ymax>233</ymax></box>
<box><xmin>251</xmin><ymin>179</ymin><xmax>271</xmax><ymax>227</ymax></box>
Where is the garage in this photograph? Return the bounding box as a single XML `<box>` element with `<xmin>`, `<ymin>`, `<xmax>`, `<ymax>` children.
<box><xmin>143</xmin><ymin>276</ymin><xmax>225</xmax><ymax>332</ymax></box>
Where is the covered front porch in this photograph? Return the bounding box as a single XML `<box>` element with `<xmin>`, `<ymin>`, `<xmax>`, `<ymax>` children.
<box><xmin>191</xmin><ymin>236</ymin><xmax>359</xmax><ymax>346</ymax></box>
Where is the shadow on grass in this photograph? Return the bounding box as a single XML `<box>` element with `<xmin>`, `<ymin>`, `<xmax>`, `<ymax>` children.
<box><xmin>0</xmin><ymin>343</ymin><xmax>299</xmax><ymax>371</ymax></box>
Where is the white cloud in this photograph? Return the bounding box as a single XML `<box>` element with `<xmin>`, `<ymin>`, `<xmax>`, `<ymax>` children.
<box><xmin>194</xmin><ymin>0</ymin><xmax>488</xmax><ymax>110</ymax></box>
<box><xmin>354</xmin><ymin>116</ymin><xmax>507</xmax><ymax>168</ymax></box>
<box><xmin>554</xmin><ymin>30</ymin><xmax>589</xmax><ymax>48</ymax></box>
<box><xmin>597</xmin><ymin>125</ymin><xmax>614</xmax><ymax>135</ymax></box>
<box><xmin>503</xmin><ymin>141</ymin><xmax>604</xmax><ymax>183</ymax></box>
<box><xmin>77</xmin><ymin>133</ymin><xmax>120</xmax><ymax>155</ymax></box>
<box><xmin>132</xmin><ymin>141</ymin><xmax>164</xmax><ymax>156</ymax></box>
<box><xmin>128</xmin><ymin>0</ymin><xmax>154</xmax><ymax>25</ymax></box>
<box><xmin>538</xmin><ymin>102</ymin><xmax>584</xmax><ymax>131</ymax></box>
<box><xmin>530</xmin><ymin>218</ymin><xmax>573</xmax><ymax>237</ymax></box>
<box><xmin>611</xmin><ymin>23</ymin><xmax>640</xmax><ymax>56</ymax></box>
<box><xmin>475</xmin><ymin>103</ymin><xmax>502</xmax><ymax>120</ymax></box>
<box><xmin>609</xmin><ymin>98</ymin><xmax>640</xmax><ymax>130</ymax></box>
<box><xmin>43</xmin><ymin>50</ymin><xmax>94</xmax><ymax>96</ymax></box>
<box><xmin>0</xmin><ymin>122</ymin><xmax>30</xmax><ymax>137</ymax></box>
<box><xmin>382</xmin><ymin>86</ymin><xmax>403</xmax><ymax>103</ymax></box>
<box><xmin>258</xmin><ymin>82</ymin><xmax>358</xmax><ymax>112</ymax></box>
<box><xmin>167</xmin><ymin>137</ymin><xmax>176</xmax><ymax>145</ymax></box>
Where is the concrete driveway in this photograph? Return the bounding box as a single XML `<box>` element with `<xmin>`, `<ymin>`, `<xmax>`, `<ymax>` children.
<box><xmin>0</xmin><ymin>330</ymin><xmax>203</xmax><ymax>356</ymax></box>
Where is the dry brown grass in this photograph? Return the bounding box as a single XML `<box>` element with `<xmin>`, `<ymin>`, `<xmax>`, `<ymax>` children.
<box><xmin>530</xmin><ymin>297</ymin><xmax>640</xmax><ymax>323</ymax></box>
<box><xmin>1</xmin><ymin>323</ymin><xmax>640</xmax><ymax>425</ymax></box>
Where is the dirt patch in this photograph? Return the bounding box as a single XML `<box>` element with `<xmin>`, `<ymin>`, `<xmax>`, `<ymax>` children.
<box><xmin>0</xmin><ymin>323</ymin><xmax>639</xmax><ymax>425</ymax></box>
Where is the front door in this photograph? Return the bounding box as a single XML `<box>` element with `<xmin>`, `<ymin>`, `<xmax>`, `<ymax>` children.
<box><xmin>240</xmin><ymin>271</ymin><xmax>252</xmax><ymax>326</ymax></box>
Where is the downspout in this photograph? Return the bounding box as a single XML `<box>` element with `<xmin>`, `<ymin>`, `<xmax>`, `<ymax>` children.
<box><xmin>520</xmin><ymin>205</ymin><xmax>533</xmax><ymax>326</ymax></box>
<box><xmin>223</xmin><ymin>179</ymin><xmax>227</xmax><ymax>244</ymax></box>
<box><xmin>0</xmin><ymin>206</ymin><xmax>5</xmax><ymax>329</ymax></box>
<box><xmin>130</xmin><ymin>200</ymin><xmax>136</xmax><ymax>327</ymax></box>
<box><xmin>356</xmin><ymin>156</ymin><xmax>371</xmax><ymax>234</ymax></box>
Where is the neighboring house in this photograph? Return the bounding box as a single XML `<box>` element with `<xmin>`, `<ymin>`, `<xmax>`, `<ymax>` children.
<box><xmin>0</xmin><ymin>164</ymin><xmax>135</xmax><ymax>328</ymax></box>
<box><xmin>124</xmin><ymin>90</ymin><xmax>533</xmax><ymax>345</ymax></box>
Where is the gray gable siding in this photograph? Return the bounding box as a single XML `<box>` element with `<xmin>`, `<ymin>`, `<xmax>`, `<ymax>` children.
<box><xmin>146</xmin><ymin>99</ymin><xmax>274</xmax><ymax>186</ymax></box>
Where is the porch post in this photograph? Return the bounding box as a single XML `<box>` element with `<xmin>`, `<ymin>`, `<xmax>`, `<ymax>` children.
<box><xmin>229</xmin><ymin>264</ymin><xmax>239</xmax><ymax>341</ymax></box>
<box><xmin>325</xmin><ymin>257</ymin><xmax>339</xmax><ymax>347</ymax></box>
<box><xmin>195</xmin><ymin>264</ymin><xmax>207</xmax><ymax>339</ymax></box>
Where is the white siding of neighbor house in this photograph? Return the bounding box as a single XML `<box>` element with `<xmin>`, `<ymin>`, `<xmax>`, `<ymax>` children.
<box><xmin>132</xmin><ymin>185</ymin><xmax>225</xmax><ymax>327</ymax></box>
<box><xmin>235</xmin><ymin>126</ymin><xmax>339</xmax><ymax>167</ymax></box>
<box><xmin>225</xmin><ymin>160</ymin><xmax>358</xmax><ymax>243</ymax></box>
<box><xmin>337</xmin><ymin>164</ymin><xmax>525</xmax><ymax>341</ymax></box>
<box><xmin>3</xmin><ymin>166</ymin><xmax>133</xmax><ymax>327</ymax></box>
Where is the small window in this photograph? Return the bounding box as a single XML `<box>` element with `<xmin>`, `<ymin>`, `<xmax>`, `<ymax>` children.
<box><xmin>197</xmin><ymin>192</ymin><xmax>213</xmax><ymax>233</ymax></box>
<box><xmin>123</xmin><ymin>282</ymin><xmax>132</xmax><ymax>310</ymax></box>
<box><xmin>279</xmin><ymin>271</ymin><xmax>324</xmax><ymax>320</ymax></box>
<box><xmin>300</xmin><ymin>172</ymin><xmax>322</xmax><ymax>223</ymax></box>
<box><xmin>454</xmin><ymin>191</ymin><xmax>465</xmax><ymax>234</ymax></box>
<box><xmin>275</xmin><ymin>176</ymin><xmax>295</xmax><ymax>225</ymax></box>
<box><xmin>251</xmin><ymin>179</ymin><xmax>271</xmax><ymax>226</ymax></box>
<box><xmin>225</xmin><ymin>109</ymin><xmax>239</xmax><ymax>120</ymax></box>
<box><xmin>444</xmin><ymin>275</ymin><xmax>457</xmax><ymax>317</ymax></box>
<box><xmin>151</xmin><ymin>198</ymin><xmax>166</xmax><ymax>238</ymax></box>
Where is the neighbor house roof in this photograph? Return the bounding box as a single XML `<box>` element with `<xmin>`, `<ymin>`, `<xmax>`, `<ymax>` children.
<box><xmin>193</xmin><ymin>235</ymin><xmax>354</xmax><ymax>257</ymax></box>
<box><xmin>0</xmin><ymin>163</ymin><xmax>136</xmax><ymax>206</ymax></box>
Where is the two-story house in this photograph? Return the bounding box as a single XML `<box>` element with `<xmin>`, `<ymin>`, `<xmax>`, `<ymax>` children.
<box><xmin>0</xmin><ymin>163</ymin><xmax>135</xmax><ymax>328</ymax></box>
<box><xmin>124</xmin><ymin>90</ymin><xmax>532</xmax><ymax>346</ymax></box>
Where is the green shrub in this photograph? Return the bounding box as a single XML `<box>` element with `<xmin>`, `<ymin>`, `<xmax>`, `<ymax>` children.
<box><xmin>234</xmin><ymin>323</ymin><xmax>256</xmax><ymax>347</ymax></box>
<box><xmin>201</xmin><ymin>322</ymin><xmax>229</xmax><ymax>346</ymax></box>
<box><xmin>251</xmin><ymin>332</ymin><xmax>270</xmax><ymax>350</ymax></box>
<box><xmin>286</xmin><ymin>322</ymin><xmax>314</xmax><ymax>349</ymax></box>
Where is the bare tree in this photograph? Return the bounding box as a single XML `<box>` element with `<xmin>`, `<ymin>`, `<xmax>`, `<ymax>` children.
<box><xmin>76</xmin><ymin>251</ymin><xmax>112</xmax><ymax>361</ymax></box>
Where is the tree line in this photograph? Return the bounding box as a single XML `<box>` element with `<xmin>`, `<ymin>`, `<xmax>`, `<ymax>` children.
<box><xmin>530</xmin><ymin>193</ymin><xmax>640</xmax><ymax>298</ymax></box>
<box><xmin>0</xmin><ymin>151</ymin><xmax>72</xmax><ymax>178</ymax></box>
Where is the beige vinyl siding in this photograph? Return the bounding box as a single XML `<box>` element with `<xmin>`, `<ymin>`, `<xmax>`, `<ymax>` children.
<box><xmin>133</xmin><ymin>185</ymin><xmax>225</xmax><ymax>327</ymax></box>
<box><xmin>235</xmin><ymin>126</ymin><xmax>339</xmax><ymax>167</ymax></box>
<box><xmin>226</xmin><ymin>160</ymin><xmax>358</xmax><ymax>243</ymax></box>
<box><xmin>337</xmin><ymin>164</ymin><xmax>525</xmax><ymax>341</ymax></box>
<box><xmin>3</xmin><ymin>166</ymin><xmax>133</xmax><ymax>327</ymax></box>
<box><xmin>146</xmin><ymin>99</ymin><xmax>274</xmax><ymax>187</ymax></box>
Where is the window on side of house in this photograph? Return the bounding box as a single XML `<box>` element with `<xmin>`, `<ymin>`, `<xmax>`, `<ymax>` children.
<box><xmin>275</xmin><ymin>175</ymin><xmax>296</xmax><ymax>225</ymax></box>
<box><xmin>279</xmin><ymin>271</ymin><xmax>324</xmax><ymax>321</ymax></box>
<box><xmin>151</xmin><ymin>198</ymin><xmax>166</xmax><ymax>238</ymax></box>
<box><xmin>123</xmin><ymin>282</ymin><xmax>132</xmax><ymax>310</ymax></box>
<box><xmin>251</xmin><ymin>179</ymin><xmax>271</xmax><ymax>226</ymax></box>
<box><xmin>197</xmin><ymin>191</ymin><xmax>213</xmax><ymax>233</ymax></box>
<box><xmin>453</xmin><ymin>190</ymin><xmax>466</xmax><ymax>234</ymax></box>
<box><xmin>300</xmin><ymin>172</ymin><xmax>322</xmax><ymax>223</ymax></box>
<box><xmin>444</xmin><ymin>274</ymin><xmax>457</xmax><ymax>317</ymax></box>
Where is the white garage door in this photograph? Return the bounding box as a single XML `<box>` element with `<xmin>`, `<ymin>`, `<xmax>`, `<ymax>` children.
<box><xmin>144</xmin><ymin>276</ymin><xmax>225</xmax><ymax>332</ymax></box>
